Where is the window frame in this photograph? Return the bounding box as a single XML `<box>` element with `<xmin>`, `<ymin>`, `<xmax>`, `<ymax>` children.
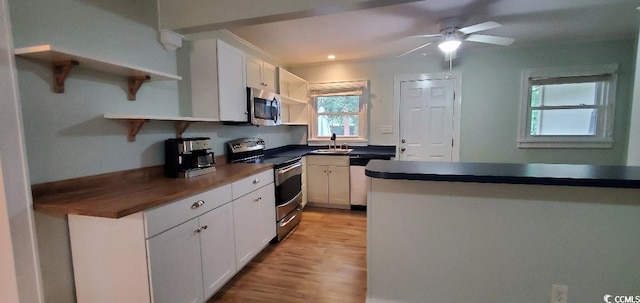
<box><xmin>308</xmin><ymin>82</ymin><xmax>368</xmax><ymax>143</ymax></box>
<box><xmin>518</xmin><ymin>64</ymin><xmax>617</xmax><ymax>149</ymax></box>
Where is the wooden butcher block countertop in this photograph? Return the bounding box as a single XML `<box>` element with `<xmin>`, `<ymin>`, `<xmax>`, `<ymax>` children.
<box><xmin>31</xmin><ymin>163</ymin><xmax>273</xmax><ymax>219</ymax></box>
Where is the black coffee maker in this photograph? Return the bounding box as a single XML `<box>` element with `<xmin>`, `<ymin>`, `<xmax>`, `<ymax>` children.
<box><xmin>164</xmin><ymin>137</ymin><xmax>216</xmax><ymax>178</ymax></box>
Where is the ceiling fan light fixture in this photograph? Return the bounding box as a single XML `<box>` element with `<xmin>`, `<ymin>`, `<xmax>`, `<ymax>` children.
<box><xmin>438</xmin><ymin>39</ymin><xmax>461</xmax><ymax>53</ymax></box>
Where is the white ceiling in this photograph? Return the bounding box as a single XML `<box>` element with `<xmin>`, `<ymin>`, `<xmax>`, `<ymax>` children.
<box><xmin>228</xmin><ymin>0</ymin><xmax>640</xmax><ymax>65</ymax></box>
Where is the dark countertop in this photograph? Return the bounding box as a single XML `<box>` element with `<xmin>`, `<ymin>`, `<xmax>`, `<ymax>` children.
<box><xmin>265</xmin><ymin>144</ymin><xmax>395</xmax><ymax>159</ymax></box>
<box><xmin>365</xmin><ymin>160</ymin><xmax>640</xmax><ymax>189</ymax></box>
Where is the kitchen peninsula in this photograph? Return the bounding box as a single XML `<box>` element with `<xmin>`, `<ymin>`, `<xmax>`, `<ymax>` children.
<box><xmin>365</xmin><ymin>161</ymin><xmax>640</xmax><ymax>303</ymax></box>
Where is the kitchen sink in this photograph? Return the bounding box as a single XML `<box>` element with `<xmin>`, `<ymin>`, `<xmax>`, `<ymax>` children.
<box><xmin>312</xmin><ymin>148</ymin><xmax>353</xmax><ymax>154</ymax></box>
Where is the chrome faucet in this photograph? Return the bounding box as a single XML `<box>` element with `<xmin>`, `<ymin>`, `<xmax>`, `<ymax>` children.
<box><xmin>331</xmin><ymin>133</ymin><xmax>337</xmax><ymax>150</ymax></box>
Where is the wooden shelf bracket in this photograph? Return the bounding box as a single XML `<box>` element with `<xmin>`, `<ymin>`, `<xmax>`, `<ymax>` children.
<box><xmin>175</xmin><ymin>121</ymin><xmax>192</xmax><ymax>138</ymax></box>
<box><xmin>53</xmin><ymin>60</ymin><xmax>79</xmax><ymax>93</ymax></box>
<box><xmin>127</xmin><ymin>119</ymin><xmax>147</xmax><ymax>142</ymax></box>
<box><xmin>127</xmin><ymin>76</ymin><xmax>150</xmax><ymax>101</ymax></box>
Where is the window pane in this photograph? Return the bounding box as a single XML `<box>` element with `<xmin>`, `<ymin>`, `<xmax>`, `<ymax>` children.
<box><xmin>317</xmin><ymin>114</ymin><xmax>359</xmax><ymax>137</ymax></box>
<box><xmin>530</xmin><ymin>86</ymin><xmax>542</xmax><ymax>107</ymax></box>
<box><xmin>530</xmin><ymin>109</ymin><xmax>597</xmax><ymax>136</ymax></box>
<box><xmin>317</xmin><ymin>96</ymin><xmax>359</xmax><ymax>113</ymax></box>
<box><xmin>532</xmin><ymin>82</ymin><xmax>597</xmax><ymax>107</ymax></box>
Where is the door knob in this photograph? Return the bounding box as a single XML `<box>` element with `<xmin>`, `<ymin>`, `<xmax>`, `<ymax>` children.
<box><xmin>401</xmin><ymin>139</ymin><xmax>406</xmax><ymax>143</ymax></box>
<box><xmin>401</xmin><ymin>147</ymin><xmax>406</xmax><ymax>152</ymax></box>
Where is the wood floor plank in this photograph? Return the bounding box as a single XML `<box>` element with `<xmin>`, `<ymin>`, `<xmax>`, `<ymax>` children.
<box><xmin>209</xmin><ymin>207</ymin><xmax>367</xmax><ymax>303</ymax></box>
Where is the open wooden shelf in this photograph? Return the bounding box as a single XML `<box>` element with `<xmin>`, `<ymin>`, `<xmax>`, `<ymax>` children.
<box><xmin>15</xmin><ymin>44</ymin><xmax>182</xmax><ymax>100</ymax></box>
<box><xmin>104</xmin><ymin>114</ymin><xmax>218</xmax><ymax>142</ymax></box>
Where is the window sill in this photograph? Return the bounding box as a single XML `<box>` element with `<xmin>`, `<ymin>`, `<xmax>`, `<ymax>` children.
<box><xmin>517</xmin><ymin>139</ymin><xmax>613</xmax><ymax>149</ymax></box>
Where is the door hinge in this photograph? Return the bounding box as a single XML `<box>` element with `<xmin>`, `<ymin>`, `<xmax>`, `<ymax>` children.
<box><xmin>451</xmin><ymin>139</ymin><xmax>454</xmax><ymax>147</ymax></box>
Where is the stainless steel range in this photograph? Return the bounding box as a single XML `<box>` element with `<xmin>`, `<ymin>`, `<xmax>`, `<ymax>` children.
<box><xmin>226</xmin><ymin>138</ymin><xmax>303</xmax><ymax>241</ymax></box>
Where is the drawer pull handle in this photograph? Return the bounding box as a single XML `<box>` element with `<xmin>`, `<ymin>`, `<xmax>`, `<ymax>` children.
<box><xmin>191</xmin><ymin>200</ymin><xmax>205</xmax><ymax>209</ymax></box>
<box><xmin>253</xmin><ymin>178</ymin><xmax>260</xmax><ymax>184</ymax></box>
<box><xmin>254</xmin><ymin>197</ymin><xmax>262</xmax><ymax>202</ymax></box>
<box><xmin>201</xmin><ymin>225</ymin><xmax>208</xmax><ymax>230</ymax></box>
<box><xmin>195</xmin><ymin>227</ymin><xmax>201</xmax><ymax>233</ymax></box>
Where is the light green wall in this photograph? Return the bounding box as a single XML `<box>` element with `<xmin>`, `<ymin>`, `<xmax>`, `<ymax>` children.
<box><xmin>291</xmin><ymin>39</ymin><xmax>635</xmax><ymax>165</ymax></box>
<box><xmin>9</xmin><ymin>1</ymin><xmax>304</xmax><ymax>302</ymax></box>
<box><xmin>12</xmin><ymin>1</ymin><xmax>303</xmax><ymax>185</ymax></box>
<box><xmin>460</xmin><ymin>40</ymin><xmax>633</xmax><ymax>165</ymax></box>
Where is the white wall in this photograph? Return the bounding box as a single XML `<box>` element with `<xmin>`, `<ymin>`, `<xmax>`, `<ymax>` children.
<box><xmin>0</xmin><ymin>157</ymin><xmax>20</xmax><ymax>303</ymax></box>
<box><xmin>626</xmin><ymin>27</ymin><xmax>640</xmax><ymax>165</ymax></box>
<box><xmin>0</xmin><ymin>0</ymin><xmax>43</xmax><ymax>301</ymax></box>
<box><xmin>368</xmin><ymin>178</ymin><xmax>640</xmax><ymax>303</ymax></box>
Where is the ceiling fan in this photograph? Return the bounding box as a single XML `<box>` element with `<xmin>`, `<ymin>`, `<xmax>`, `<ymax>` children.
<box><xmin>397</xmin><ymin>18</ymin><xmax>515</xmax><ymax>59</ymax></box>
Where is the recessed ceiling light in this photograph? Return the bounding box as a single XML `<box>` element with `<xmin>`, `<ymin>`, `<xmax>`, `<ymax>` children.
<box><xmin>328</xmin><ymin>54</ymin><xmax>336</xmax><ymax>60</ymax></box>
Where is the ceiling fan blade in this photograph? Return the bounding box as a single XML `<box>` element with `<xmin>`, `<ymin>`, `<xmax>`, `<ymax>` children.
<box><xmin>396</xmin><ymin>42</ymin><xmax>433</xmax><ymax>58</ymax></box>
<box><xmin>465</xmin><ymin>34</ymin><xmax>515</xmax><ymax>46</ymax></box>
<box><xmin>406</xmin><ymin>34</ymin><xmax>442</xmax><ymax>39</ymax></box>
<box><xmin>458</xmin><ymin>21</ymin><xmax>501</xmax><ymax>34</ymax></box>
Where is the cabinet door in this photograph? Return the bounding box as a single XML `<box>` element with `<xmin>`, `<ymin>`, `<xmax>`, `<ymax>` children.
<box><xmin>262</xmin><ymin>62</ymin><xmax>277</xmax><ymax>92</ymax></box>
<box><xmin>232</xmin><ymin>192</ymin><xmax>258</xmax><ymax>270</ymax></box>
<box><xmin>245</xmin><ymin>55</ymin><xmax>263</xmax><ymax>89</ymax></box>
<box><xmin>147</xmin><ymin>219</ymin><xmax>204</xmax><ymax>303</ymax></box>
<box><xmin>217</xmin><ymin>40</ymin><xmax>248</xmax><ymax>122</ymax></box>
<box><xmin>255</xmin><ymin>184</ymin><xmax>276</xmax><ymax>247</ymax></box>
<box><xmin>328</xmin><ymin>165</ymin><xmax>350</xmax><ymax>205</ymax></box>
<box><xmin>190</xmin><ymin>39</ymin><xmax>219</xmax><ymax>119</ymax></box>
<box><xmin>306</xmin><ymin>165</ymin><xmax>328</xmax><ymax>203</ymax></box>
<box><xmin>199</xmin><ymin>203</ymin><xmax>236</xmax><ymax>299</ymax></box>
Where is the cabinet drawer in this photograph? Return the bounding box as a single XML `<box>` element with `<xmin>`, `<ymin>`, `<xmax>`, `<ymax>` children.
<box><xmin>232</xmin><ymin>169</ymin><xmax>274</xmax><ymax>200</ymax></box>
<box><xmin>144</xmin><ymin>184</ymin><xmax>232</xmax><ymax>238</ymax></box>
<box><xmin>306</xmin><ymin>155</ymin><xmax>349</xmax><ymax>166</ymax></box>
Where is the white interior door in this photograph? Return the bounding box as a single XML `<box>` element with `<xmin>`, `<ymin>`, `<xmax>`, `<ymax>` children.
<box><xmin>399</xmin><ymin>78</ymin><xmax>455</xmax><ymax>161</ymax></box>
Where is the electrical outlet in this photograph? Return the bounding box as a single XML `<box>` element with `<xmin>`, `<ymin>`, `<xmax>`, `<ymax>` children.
<box><xmin>551</xmin><ymin>284</ymin><xmax>568</xmax><ymax>303</ymax></box>
<box><xmin>381</xmin><ymin>125</ymin><xmax>393</xmax><ymax>134</ymax></box>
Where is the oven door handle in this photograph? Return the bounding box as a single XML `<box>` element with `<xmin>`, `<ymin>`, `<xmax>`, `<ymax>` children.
<box><xmin>276</xmin><ymin>162</ymin><xmax>302</xmax><ymax>186</ymax></box>
<box><xmin>279</xmin><ymin>162</ymin><xmax>301</xmax><ymax>174</ymax></box>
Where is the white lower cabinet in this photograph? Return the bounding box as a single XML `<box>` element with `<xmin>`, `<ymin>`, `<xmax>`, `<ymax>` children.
<box><xmin>233</xmin><ymin>181</ymin><xmax>276</xmax><ymax>270</ymax></box>
<box><xmin>68</xmin><ymin>170</ymin><xmax>275</xmax><ymax>303</ymax></box>
<box><xmin>199</xmin><ymin>203</ymin><xmax>236</xmax><ymax>298</ymax></box>
<box><xmin>147</xmin><ymin>202</ymin><xmax>236</xmax><ymax>303</ymax></box>
<box><xmin>147</xmin><ymin>218</ymin><xmax>205</xmax><ymax>303</ymax></box>
<box><xmin>306</xmin><ymin>156</ymin><xmax>350</xmax><ymax>207</ymax></box>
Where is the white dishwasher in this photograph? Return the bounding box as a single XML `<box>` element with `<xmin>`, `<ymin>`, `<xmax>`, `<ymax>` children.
<box><xmin>350</xmin><ymin>156</ymin><xmax>391</xmax><ymax>208</ymax></box>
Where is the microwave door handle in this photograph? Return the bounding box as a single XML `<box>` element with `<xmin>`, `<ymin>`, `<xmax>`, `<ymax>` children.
<box><xmin>272</xmin><ymin>98</ymin><xmax>279</xmax><ymax>123</ymax></box>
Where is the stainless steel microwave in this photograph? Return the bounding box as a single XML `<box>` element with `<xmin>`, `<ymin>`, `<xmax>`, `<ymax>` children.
<box><xmin>248</xmin><ymin>87</ymin><xmax>281</xmax><ymax>126</ymax></box>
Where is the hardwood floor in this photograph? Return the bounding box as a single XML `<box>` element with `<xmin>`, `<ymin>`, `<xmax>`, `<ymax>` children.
<box><xmin>209</xmin><ymin>207</ymin><xmax>367</xmax><ymax>303</ymax></box>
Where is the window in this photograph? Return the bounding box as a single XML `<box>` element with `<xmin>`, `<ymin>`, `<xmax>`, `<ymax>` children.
<box><xmin>519</xmin><ymin>65</ymin><xmax>617</xmax><ymax>148</ymax></box>
<box><xmin>309</xmin><ymin>80</ymin><xmax>368</xmax><ymax>142</ymax></box>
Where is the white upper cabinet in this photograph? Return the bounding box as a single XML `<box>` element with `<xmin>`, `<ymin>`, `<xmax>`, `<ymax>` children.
<box><xmin>190</xmin><ymin>39</ymin><xmax>248</xmax><ymax>122</ymax></box>
<box><xmin>217</xmin><ymin>41</ymin><xmax>248</xmax><ymax>122</ymax></box>
<box><xmin>246</xmin><ymin>55</ymin><xmax>277</xmax><ymax>92</ymax></box>
<box><xmin>190</xmin><ymin>39</ymin><xmax>220</xmax><ymax>120</ymax></box>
